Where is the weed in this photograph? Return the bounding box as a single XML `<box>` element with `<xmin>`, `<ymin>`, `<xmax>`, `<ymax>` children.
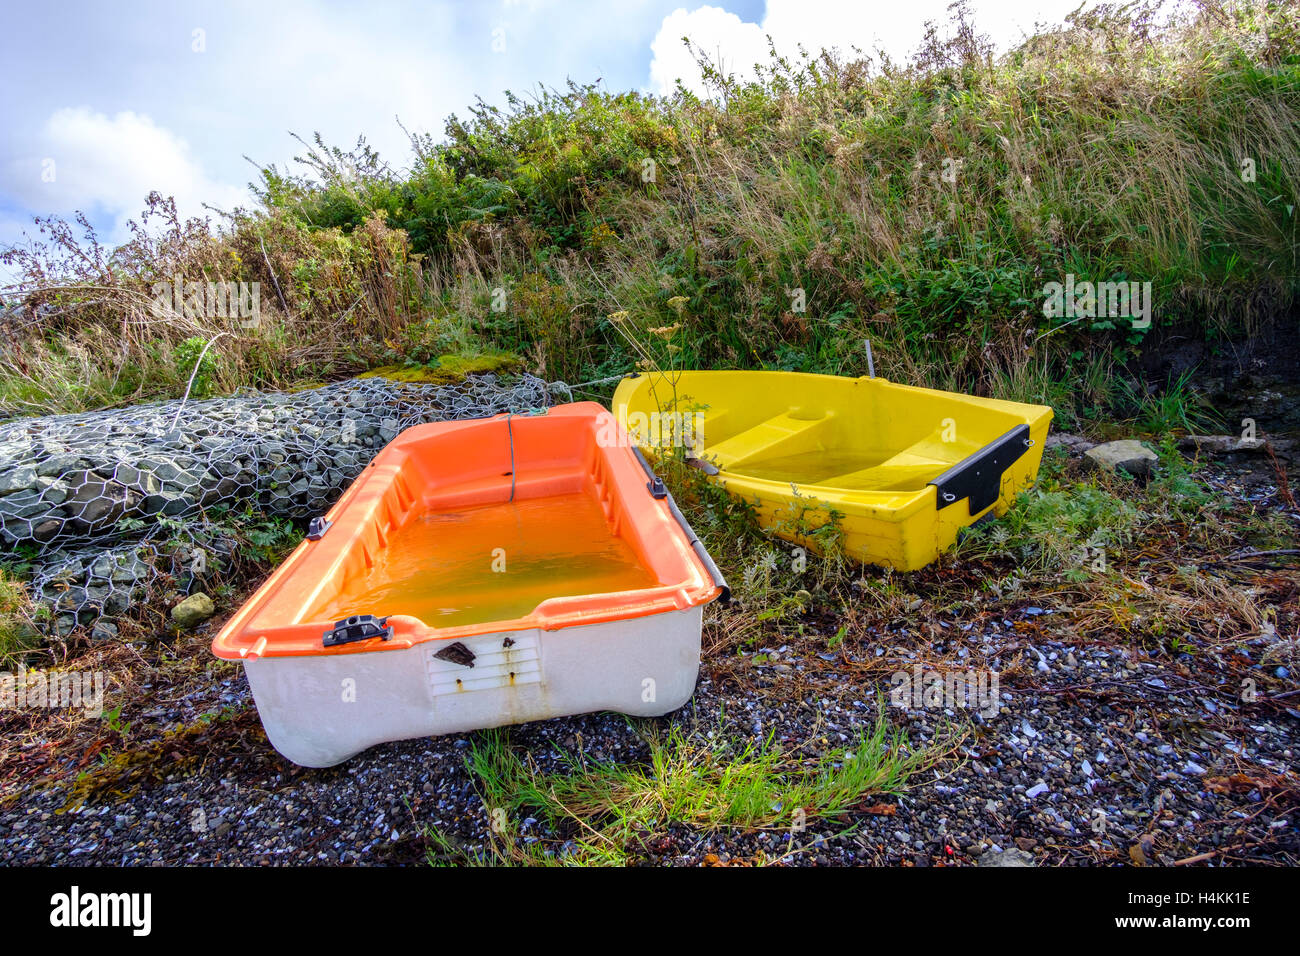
<box><xmin>0</xmin><ymin>569</ymin><xmax>41</xmax><ymax>668</ymax></box>
<box><xmin>1115</xmin><ymin>369</ymin><xmax>1224</xmax><ymax>436</ymax></box>
<box><xmin>961</xmin><ymin>480</ymin><xmax>1141</xmax><ymax>575</ymax></box>
<box><xmin>427</xmin><ymin>708</ymin><xmax>953</xmax><ymax>866</ymax></box>
<box><xmin>174</xmin><ymin>336</ymin><xmax>220</xmax><ymax>399</ymax></box>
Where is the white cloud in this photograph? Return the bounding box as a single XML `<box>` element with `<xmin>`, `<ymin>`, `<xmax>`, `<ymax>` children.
<box><xmin>2</xmin><ymin>107</ymin><xmax>250</xmax><ymax>245</ymax></box>
<box><xmin>0</xmin><ymin>1</ymin><xmax>655</xmax><ymax>254</ymax></box>
<box><xmin>648</xmin><ymin>0</ymin><xmax>1095</xmax><ymax>96</ymax></box>
<box><xmin>649</xmin><ymin>6</ymin><xmax>770</xmax><ymax>96</ymax></box>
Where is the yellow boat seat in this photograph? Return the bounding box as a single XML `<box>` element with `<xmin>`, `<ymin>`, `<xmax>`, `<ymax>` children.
<box><xmin>706</xmin><ymin>409</ymin><xmax>836</xmax><ymax>470</ymax></box>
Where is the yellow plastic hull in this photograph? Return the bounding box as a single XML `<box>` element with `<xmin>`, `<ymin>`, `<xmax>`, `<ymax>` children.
<box><xmin>612</xmin><ymin>370</ymin><xmax>1053</xmax><ymax>571</ymax></box>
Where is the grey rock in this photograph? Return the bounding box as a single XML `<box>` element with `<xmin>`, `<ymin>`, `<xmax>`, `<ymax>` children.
<box><xmin>1</xmin><ymin>373</ymin><xmax>551</xmax><ymax>567</ymax></box>
<box><xmin>29</xmin><ymin>477</ymin><xmax>70</xmax><ymax>505</ymax></box>
<box><xmin>66</xmin><ymin>482</ymin><xmax>128</xmax><ymax>526</ymax></box>
<box><xmin>89</xmin><ymin>554</ymin><xmax>116</xmax><ymax>580</ymax></box>
<box><xmin>260</xmin><ymin>442</ymin><xmax>287</xmax><ymax>463</ymax></box>
<box><xmin>144</xmin><ymin>491</ymin><xmax>193</xmax><ymax>516</ymax></box>
<box><xmin>160</xmin><ymin>469</ymin><xmax>203</xmax><ymax>492</ymax></box>
<box><xmin>32</xmin><ymin>517</ymin><xmax>64</xmax><ymax>541</ymax></box>
<box><xmin>36</xmin><ymin>454</ymin><xmax>87</xmax><ymax>478</ymax></box>
<box><xmin>1044</xmin><ymin>432</ymin><xmax>1096</xmax><ymax>456</ymax></box>
<box><xmin>1179</xmin><ymin>434</ymin><xmax>1269</xmax><ymax>456</ymax></box>
<box><xmin>112</xmin><ymin>556</ymin><xmax>150</xmax><ymax>583</ymax></box>
<box><xmin>171</xmin><ymin>592</ymin><xmax>215</xmax><ymax>628</ymax></box>
<box><xmin>104</xmin><ymin>590</ymin><xmax>133</xmax><ymax>615</ymax></box>
<box><xmin>978</xmin><ymin>847</ymin><xmax>1036</xmax><ymax>867</ymax></box>
<box><xmin>139</xmin><ymin>457</ymin><xmax>185</xmax><ymax>482</ymax></box>
<box><xmin>1084</xmin><ymin>440</ymin><xmax>1159</xmax><ymax>477</ymax></box>
<box><xmin>3</xmin><ymin>491</ymin><xmax>57</xmax><ymax>520</ymax></box>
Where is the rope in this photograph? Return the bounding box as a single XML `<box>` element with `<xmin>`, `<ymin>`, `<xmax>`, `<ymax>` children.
<box><xmin>506</xmin><ymin>411</ymin><xmax>516</xmax><ymax>502</ymax></box>
<box><xmin>504</xmin><ymin>406</ymin><xmax>550</xmax><ymax>503</ymax></box>
<box><xmin>546</xmin><ymin>372</ymin><xmax>631</xmax><ymax>403</ymax></box>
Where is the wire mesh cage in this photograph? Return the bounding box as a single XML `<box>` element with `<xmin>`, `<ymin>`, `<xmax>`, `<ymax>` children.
<box><xmin>0</xmin><ymin>374</ymin><xmax>558</xmax><ymax>636</ymax></box>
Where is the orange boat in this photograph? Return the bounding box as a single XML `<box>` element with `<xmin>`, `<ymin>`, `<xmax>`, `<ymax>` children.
<box><xmin>212</xmin><ymin>402</ymin><xmax>727</xmax><ymax>766</ymax></box>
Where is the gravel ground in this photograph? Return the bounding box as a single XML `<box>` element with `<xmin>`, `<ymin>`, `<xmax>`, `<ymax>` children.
<box><xmin>3</xmin><ymin>596</ymin><xmax>1296</xmax><ymax>866</ymax></box>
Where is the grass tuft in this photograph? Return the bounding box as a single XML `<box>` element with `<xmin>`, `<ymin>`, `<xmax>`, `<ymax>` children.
<box><xmin>427</xmin><ymin>708</ymin><xmax>956</xmax><ymax>866</ymax></box>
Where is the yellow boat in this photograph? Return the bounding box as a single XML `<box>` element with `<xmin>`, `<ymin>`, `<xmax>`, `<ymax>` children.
<box><xmin>612</xmin><ymin>370</ymin><xmax>1053</xmax><ymax>571</ymax></box>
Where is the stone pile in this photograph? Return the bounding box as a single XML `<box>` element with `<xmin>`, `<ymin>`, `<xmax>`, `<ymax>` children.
<box><xmin>0</xmin><ymin>373</ymin><xmax>557</xmax><ymax>634</ymax></box>
<box><xmin>0</xmin><ymin>374</ymin><xmax>553</xmax><ymax>549</ymax></box>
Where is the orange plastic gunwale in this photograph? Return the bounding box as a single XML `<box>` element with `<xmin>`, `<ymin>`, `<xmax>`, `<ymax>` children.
<box><xmin>211</xmin><ymin>403</ymin><xmax>722</xmax><ymax>660</ymax></box>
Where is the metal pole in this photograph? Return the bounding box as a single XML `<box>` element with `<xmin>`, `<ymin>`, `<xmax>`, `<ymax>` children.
<box><xmin>865</xmin><ymin>339</ymin><xmax>875</xmax><ymax>378</ymax></box>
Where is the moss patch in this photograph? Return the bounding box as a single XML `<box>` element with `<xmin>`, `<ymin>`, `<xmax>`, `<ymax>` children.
<box><xmin>54</xmin><ymin>706</ymin><xmax>265</xmax><ymax>812</ymax></box>
<box><xmin>359</xmin><ymin>351</ymin><xmax>522</xmax><ymax>385</ymax></box>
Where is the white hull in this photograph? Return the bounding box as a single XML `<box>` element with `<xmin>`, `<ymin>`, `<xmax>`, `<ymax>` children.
<box><xmin>242</xmin><ymin>606</ymin><xmax>703</xmax><ymax>767</ymax></box>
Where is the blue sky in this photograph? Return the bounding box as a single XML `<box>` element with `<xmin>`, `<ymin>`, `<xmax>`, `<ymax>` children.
<box><xmin>0</xmin><ymin>0</ymin><xmax>1089</xmax><ymax>278</ymax></box>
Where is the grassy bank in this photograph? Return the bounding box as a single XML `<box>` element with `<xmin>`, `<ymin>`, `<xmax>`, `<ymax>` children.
<box><xmin>1</xmin><ymin>0</ymin><xmax>1296</xmax><ymax>424</ymax></box>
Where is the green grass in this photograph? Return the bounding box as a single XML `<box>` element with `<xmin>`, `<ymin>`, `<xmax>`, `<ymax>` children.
<box><xmin>233</xmin><ymin>513</ymin><xmax>302</xmax><ymax>564</ymax></box>
<box><xmin>0</xmin><ymin>569</ymin><xmax>42</xmax><ymax>668</ymax></box>
<box><xmin>1115</xmin><ymin>369</ymin><xmax>1226</xmax><ymax>435</ymax></box>
<box><xmin>427</xmin><ymin>709</ymin><xmax>954</xmax><ymax>866</ymax></box>
<box><xmin>956</xmin><ymin>432</ymin><xmax>1250</xmax><ymax>579</ymax></box>
<box><xmin>977</xmin><ymin>482</ymin><xmax>1142</xmax><ymax>578</ymax></box>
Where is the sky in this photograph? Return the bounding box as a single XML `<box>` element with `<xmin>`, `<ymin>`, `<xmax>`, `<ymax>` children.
<box><xmin>0</xmin><ymin>0</ymin><xmax>1095</xmax><ymax>279</ymax></box>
